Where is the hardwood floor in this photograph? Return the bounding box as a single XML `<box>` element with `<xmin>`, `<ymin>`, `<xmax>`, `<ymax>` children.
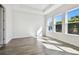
<box><xmin>0</xmin><ymin>37</ymin><xmax>79</xmax><ymax>55</ymax></box>
<box><xmin>0</xmin><ymin>37</ymin><xmax>45</xmax><ymax>55</ymax></box>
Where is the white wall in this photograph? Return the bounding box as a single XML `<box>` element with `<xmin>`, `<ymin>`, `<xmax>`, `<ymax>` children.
<box><xmin>3</xmin><ymin>5</ymin><xmax>13</xmax><ymax>44</ymax></box>
<box><xmin>46</xmin><ymin>4</ymin><xmax>79</xmax><ymax>47</ymax></box>
<box><xmin>2</xmin><ymin>4</ymin><xmax>45</xmax><ymax>44</ymax></box>
<box><xmin>3</xmin><ymin>4</ymin><xmax>79</xmax><ymax>46</ymax></box>
<box><xmin>12</xmin><ymin>10</ymin><xmax>44</xmax><ymax>38</ymax></box>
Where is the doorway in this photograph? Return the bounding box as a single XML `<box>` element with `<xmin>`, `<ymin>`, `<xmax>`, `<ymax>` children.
<box><xmin>0</xmin><ymin>5</ymin><xmax>5</xmax><ymax>48</ymax></box>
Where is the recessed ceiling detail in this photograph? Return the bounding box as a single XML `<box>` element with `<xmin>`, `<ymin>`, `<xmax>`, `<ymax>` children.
<box><xmin>3</xmin><ymin>4</ymin><xmax>62</xmax><ymax>15</ymax></box>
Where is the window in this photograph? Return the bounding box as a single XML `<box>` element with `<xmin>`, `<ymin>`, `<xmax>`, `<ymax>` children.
<box><xmin>68</xmin><ymin>7</ymin><xmax>79</xmax><ymax>35</ymax></box>
<box><xmin>47</xmin><ymin>17</ymin><xmax>53</xmax><ymax>32</ymax></box>
<box><xmin>47</xmin><ymin>7</ymin><xmax>79</xmax><ymax>35</ymax></box>
<box><xmin>55</xmin><ymin>14</ymin><xmax>63</xmax><ymax>32</ymax></box>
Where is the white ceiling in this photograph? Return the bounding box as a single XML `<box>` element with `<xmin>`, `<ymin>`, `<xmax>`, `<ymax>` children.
<box><xmin>24</xmin><ymin>4</ymin><xmax>51</xmax><ymax>11</ymax></box>
<box><xmin>3</xmin><ymin>4</ymin><xmax>62</xmax><ymax>15</ymax></box>
<box><xmin>10</xmin><ymin>4</ymin><xmax>53</xmax><ymax>11</ymax></box>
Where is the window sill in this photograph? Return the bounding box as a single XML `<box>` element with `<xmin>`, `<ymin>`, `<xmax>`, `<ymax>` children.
<box><xmin>65</xmin><ymin>33</ymin><xmax>79</xmax><ymax>37</ymax></box>
<box><xmin>53</xmin><ymin>32</ymin><xmax>79</xmax><ymax>37</ymax></box>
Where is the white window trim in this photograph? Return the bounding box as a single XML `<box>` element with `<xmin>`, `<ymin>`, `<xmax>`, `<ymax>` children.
<box><xmin>54</xmin><ymin>13</ymin><xmax>64</xmax><ymax>33</ymax></box>
<box><xmin>47</xmin><ymin>16</ymin><xmax>53</xmax><ymax>32</ymax></box>
<box><xmin>65</xmin><ymin>7</ymin><xmax>79</xmax><ymax>36</ymax></box>
<box><xmin>65</xmin><ymin>12</ymin><xmax>68</xmax><ymax>34</ymax></box>
<box><xmin>49</xmin><ymin>6</ymin><xmax>79</xmax><ymax>36</ymax></box>
<box><xmin>68</xmin><ymin>7</ymin><xmax>79</xmax><ymax>13</ymax></box>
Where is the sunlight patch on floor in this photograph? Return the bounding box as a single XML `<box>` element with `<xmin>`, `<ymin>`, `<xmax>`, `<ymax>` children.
<box><xmin>47</xmin><ymin>40</ymin><xmax>62</xmax><ymax>44</ymax></box>
<box><xmin>58</xmin><ymin>46</ymin><xmax>79</xmax><ymax>54</ymax></box>
<box><xmin>42</xmin><ymin>37</ymin><xmax>50</xmax><ymax>40</ymax></box>
<box><xmin>37</xmin><ymin>38</ymin><xmax>47</xmax><ymax>42</ymax></box>
<box><xmin>37</xmin><ymin>37</ymin><xmax>61</xmax><ymax>45</ymax></box>
<box><xmin>42</xmin><ymin>43</ymin><xmax>63</xmax><ymax>51</ymax></box>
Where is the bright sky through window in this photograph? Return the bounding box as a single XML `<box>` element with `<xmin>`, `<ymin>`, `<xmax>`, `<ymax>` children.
<box><xmin>68</xmin><ymin>8</ymin><xmax>79</xmax><ymax>19</ymax></box>
<box><xmin>55</xmin><ymin>15</ymin><xmax>63</xmax><ymax>22</ymax></box>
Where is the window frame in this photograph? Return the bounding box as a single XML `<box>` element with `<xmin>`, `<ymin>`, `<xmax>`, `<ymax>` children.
<box><xmin>66</xmin><ymin>7</ymin><xmax>79</xmax><ymax>36</ymax></box>
<box><xmin>47</xmin><ymin>16</ymin><xmax>53</xmax><ymax>32</ymax></box>
<box><xmin>48</xmin><ymin>6</ymin><xmax>79</xmax><ymax>36</ymax></box>
<box><xmin>54</xmin><ymin>13</ymin><xmax>64</xmax><ymax>33</ymax></box>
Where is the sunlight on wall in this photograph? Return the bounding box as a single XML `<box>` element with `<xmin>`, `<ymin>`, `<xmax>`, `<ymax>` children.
<box><xmin>37</xmin><ymin>27</ymin><xmax>42</xmax><ymax>37</ymax></box>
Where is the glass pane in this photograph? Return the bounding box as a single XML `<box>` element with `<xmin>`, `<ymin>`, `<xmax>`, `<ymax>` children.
<box><xmin>55</xmin><ymin>15</ymin><xmax>63</xmax><ymax>32</ymax></box>
<box><xmin>68</xmin><ymin>8</ymin><xmax>79</xmax><ymax>35</ymax></box>
<box><xmin>47</xmin><ymin>17</ymin><xmax>53</xmax><ymax>32</ymax></box>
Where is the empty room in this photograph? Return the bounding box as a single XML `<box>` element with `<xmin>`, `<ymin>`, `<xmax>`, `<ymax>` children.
<box><xmin>0</xmin><ymin>4</ymin><xmax>79</xmax><ymax>55</ymax></box>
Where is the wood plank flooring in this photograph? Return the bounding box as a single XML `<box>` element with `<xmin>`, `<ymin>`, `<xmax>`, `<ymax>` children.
<box><xmin>0</xmin><ymin>37</ymin><xmax>79</xmax><ymax>55</ymax></box>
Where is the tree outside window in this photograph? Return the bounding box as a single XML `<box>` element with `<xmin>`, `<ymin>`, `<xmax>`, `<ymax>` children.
<box><xmin>55</xmin><ymin>15</ymin><xmax>63</xmax><ymax>32</ymax></box>
<box><xmin>68</xmin><ymin>8</ymin><xmax>79</xmax><ymax>35</ymax></box>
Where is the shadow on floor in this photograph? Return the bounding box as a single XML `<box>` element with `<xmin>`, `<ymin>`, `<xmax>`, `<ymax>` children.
<box><xmin>42</xmin><ymin>46</ymin><xmax>78</xmax><ymax>55</ymax></box>
<box><xmin>38</xmin><ymin>36</ymin><xmax>79</xmax><ymax>55</ymax></box>
<box><xmin>0</xmin><ymin>36</ymin><xmax>79</xmax><ymax>55</ymax></box>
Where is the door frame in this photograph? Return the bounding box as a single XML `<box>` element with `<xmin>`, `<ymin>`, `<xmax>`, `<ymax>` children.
<box><xmin>0</xmin><ymin>4</ymin><xmax>5</xmax><ymax>48</ymax></box>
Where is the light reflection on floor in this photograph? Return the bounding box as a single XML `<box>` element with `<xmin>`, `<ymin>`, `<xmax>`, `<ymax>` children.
<box><xmin>57</xmin><ymin>46</ymin><xmax>79</xmax><ymax>54</ymax></box>
<box><xmin>47</xmin><ymin>40</ymin><xmax>61</xmax><ymax>44</ymax></box>
<box><xmin>37</xmin><ymin>37</ymin><xmax>61</xmax><ymax>44</ymax></box>
<box><xmin>37</xmin><ymin>37</ymin><xmax>79</xmax><ymax>55</ymax></box>
<box><xmin>37</xmin><ymin>38</ymin><xmax>47</xmax><ymax>42</ymax></box>
<box><xmin>42</xmin><ymin>43</ymin><xmax>63</xmax><ymax>51</ymax></box>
